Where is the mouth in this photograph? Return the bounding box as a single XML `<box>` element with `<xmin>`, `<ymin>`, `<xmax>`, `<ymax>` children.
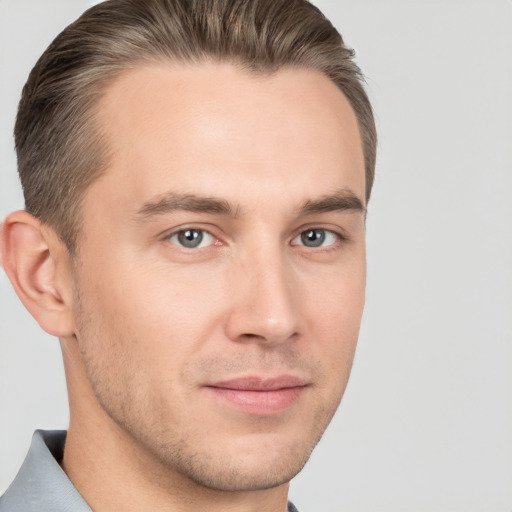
<box><xmin>205</xmin><ymin>375</ymin><xmax>309</xmax><ymax>415</ymax></box>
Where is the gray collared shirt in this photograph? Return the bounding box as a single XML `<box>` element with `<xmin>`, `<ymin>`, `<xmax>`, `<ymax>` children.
<box><xmin>0</xmin><ymin>430</ymin><xmax>301</xmax><ymax>512</ymax></box>
<box><xmin>0</xmin><ymin>430</ymin><xmax>91</xmax><ymax>511</ymax></box>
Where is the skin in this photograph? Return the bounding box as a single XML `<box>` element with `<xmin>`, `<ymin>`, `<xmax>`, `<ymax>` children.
<box><xmin>1</xmin><ymin>62</ymin><xmax>366</xmax><ymax>512</ymax></box>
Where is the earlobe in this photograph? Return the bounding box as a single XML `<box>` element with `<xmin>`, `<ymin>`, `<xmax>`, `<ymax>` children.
<box><xmin>1</xmin><ymin>210</ymin><xmax>75</xmax><ymax>338</ymax></box>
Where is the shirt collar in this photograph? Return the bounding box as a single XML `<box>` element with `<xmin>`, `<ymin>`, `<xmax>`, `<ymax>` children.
<box><xmin>0</xmin><ymin>430</ymin><xmax>91</xmax><ymax>512</ymax></box>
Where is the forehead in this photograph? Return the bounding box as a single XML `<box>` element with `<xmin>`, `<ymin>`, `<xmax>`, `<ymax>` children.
<box><xmin>89</xmin><ymin>62</ymin><xmax>365</xmax><ymax>212</ymax></box>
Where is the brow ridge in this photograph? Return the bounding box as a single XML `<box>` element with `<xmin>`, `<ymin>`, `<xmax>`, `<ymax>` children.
<box><xmin>133</xmin><ymin>192</ymin><xmax>239</xmax><ymax>221</ymax></box>
<box><xmin>299</xmin><ymin>189</ymin><xmax>365</xmax><ymax>216</ymax></box>
<box><xmin>133</xmin><ymin>188</ymin><xmax>365</xmax><ymax>223</ymax></box>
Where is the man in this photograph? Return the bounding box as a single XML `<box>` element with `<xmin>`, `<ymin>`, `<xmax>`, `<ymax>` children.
<box><xmin>0</xmin><ymin>0</ymin><xmax>376</xmax><ymax>510</ymax></box>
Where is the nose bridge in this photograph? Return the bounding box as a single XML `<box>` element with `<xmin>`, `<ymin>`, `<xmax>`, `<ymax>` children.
<box><xmin>225</xmin><ymin>241</ymin><xmax>299</xmax><ymax>345</ymax></box>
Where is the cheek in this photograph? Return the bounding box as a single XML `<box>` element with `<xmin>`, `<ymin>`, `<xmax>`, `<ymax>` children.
<box><xmin>75</xmin><ymin>255</ymin><xmax>228</xmax><ymax>361</ymax></box>
<box><xmin>301</xmin><ymin>260</ymin><xmax>365</xmax><ymax>373</ymax></box>
<box><xmin>303</xmin><ymin>254</ymin><xmax>366</xmax><ymax>326</ymax></box>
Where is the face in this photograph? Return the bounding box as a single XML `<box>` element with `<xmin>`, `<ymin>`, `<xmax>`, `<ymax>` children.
<box><xmin>70</xmin><ymin>62</ymin><xmax>366</xmax><ymax>492</ymax></box>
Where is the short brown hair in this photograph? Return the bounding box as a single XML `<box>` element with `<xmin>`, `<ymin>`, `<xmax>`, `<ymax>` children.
<box><xmin>15</xmin><ymin>0</ymin><xmax>377</xmax><ymax>252</ymax></box>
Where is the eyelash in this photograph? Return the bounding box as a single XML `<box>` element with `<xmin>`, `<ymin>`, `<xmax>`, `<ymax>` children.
<box><xmin>165</xmin><ymin>228</ymin><xmax>219</xmax><ymax>249</ymax></box>
<box><xmin>163</xmin><ymin>226</ymin><xmax>348</xmax><ymax>251</ymax></box>
<box><xmin>290</xmin><ymin>228</ymin><xmax>346</xmax><ymax>250</ymax></box>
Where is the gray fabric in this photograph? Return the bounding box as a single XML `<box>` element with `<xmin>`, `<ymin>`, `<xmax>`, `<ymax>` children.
<box><xmin>0</xmin><ymin>429</ymin><xmax>300</xmax><ymax>512</ymax></box>
<box><xmin>287</xmin><ymin>501</ymin><xmax>301</xmax><ymax>512</ymax></box>
<box><xmin>0</xmin><ymin>430</ymin><xmax>91</xmax><ymax>511</ymax></box>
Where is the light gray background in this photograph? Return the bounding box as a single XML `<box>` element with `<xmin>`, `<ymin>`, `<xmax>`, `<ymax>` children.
<box><xmin>1</xmin><ymin>1</ymin><xmax>511</xmax><ymax>511</ymax></box>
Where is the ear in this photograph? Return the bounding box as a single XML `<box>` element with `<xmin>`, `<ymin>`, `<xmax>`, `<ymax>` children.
<box><xmin>1</xmin><ymin>210</ymin><xmax>75</xmax><ymax>337</ymax></box>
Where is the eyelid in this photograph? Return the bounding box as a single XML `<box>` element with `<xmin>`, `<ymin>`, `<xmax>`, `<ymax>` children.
<box><xmin>160</xmin><ymin>225</ymin><xmax>222</xmax><ymax>248</ymax></box>
<box><xmin>158</xmin><ymin>223</ymin><xmax>348</xmax><ymax>249</ymax></box>
<box><xmin>291</xmin><ymin>224</ymin><xmax>348</xmax><ymax>240</ymax></box>
<box><xmin>171</xmin><ymin>229</ymin><xmax>215</xmax><ymax>249</ymax></box>
<box><xmin>290</xmin><ymin>226</ymin><xmax>349</xmax><ymax>249</ymax></box>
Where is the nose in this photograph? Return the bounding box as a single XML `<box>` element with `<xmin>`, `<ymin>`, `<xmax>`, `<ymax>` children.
<box><xmin>224</xmin><ymin>248</ymin><xmax>300</xmax><ymax>346</ymax></box>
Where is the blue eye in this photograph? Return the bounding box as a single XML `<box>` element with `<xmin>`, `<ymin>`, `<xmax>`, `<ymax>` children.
<box><xmin>293</xmin><ymin>229</ymin><xmax>339</xmax><ymax>248</ymax></box>
<box><xmin>169</xmin><ymin>229</ymin><xmax>215</xmax><ymax>249</ymax></box>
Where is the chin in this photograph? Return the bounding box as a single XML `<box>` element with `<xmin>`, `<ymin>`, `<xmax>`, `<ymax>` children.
<box><xmin>174</xmin><ymin>445</ymin><xmax>312</xmax><ymax>492</ymax></box>
<box><xmin>147</xmin><ymin>429</ymin><xmax>319</xmax><ymax>492</ymax></box>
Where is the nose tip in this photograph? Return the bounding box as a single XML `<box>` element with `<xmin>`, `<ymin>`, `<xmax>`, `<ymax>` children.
<box><xmin>224</xmin><ymin>258</ymin><xmax>300</xmax><ymax>346</ymax></box>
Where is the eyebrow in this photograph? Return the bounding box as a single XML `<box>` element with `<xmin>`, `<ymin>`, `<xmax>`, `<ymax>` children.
<box><xmin>298</xmin><ymin>189</ymin><xmax>366</xmax><ymax>216</ymax></box>
<box><xmin>132</xmin><ymin>188</ymin><xmax>365</xmax><ymax>223</ymax></box>
<box><xmin>133</xmin><ymin>192</ymin><xmax>240</xmax><ymax>222</ymax></box>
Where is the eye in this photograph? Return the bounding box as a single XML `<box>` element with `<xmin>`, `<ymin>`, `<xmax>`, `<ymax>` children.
<box><xmin>292</xmin><ymin>228</ymin><xmax>339</xmax><ymax>248</ymax></box>
<box><xmin>168</xmin><ymin>229</ymin><xmax>215</xmax><ymax>249</ymax></box>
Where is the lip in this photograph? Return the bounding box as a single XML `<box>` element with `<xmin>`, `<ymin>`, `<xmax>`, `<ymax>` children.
<box><xmin>205</xmin><ymin>375</ymin><xmax>309</xmax><ymax>415</ymax></box>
